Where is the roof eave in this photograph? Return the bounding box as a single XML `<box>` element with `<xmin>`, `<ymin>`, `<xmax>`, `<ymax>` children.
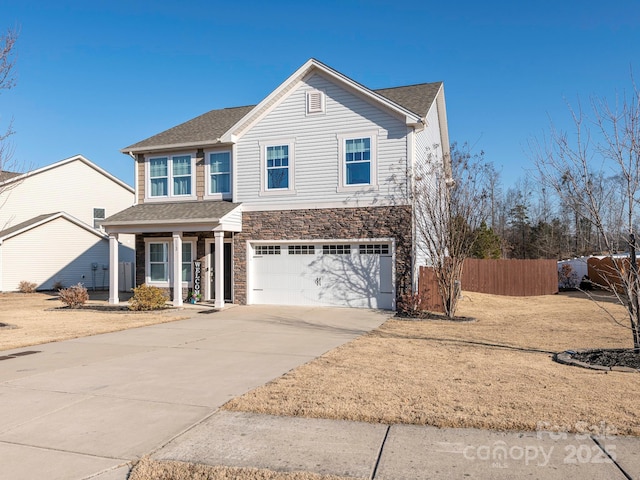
<box><xmin>121</xmin><ymin>138</ymin><xmax>230</xmax><ymax>155</ymax></box>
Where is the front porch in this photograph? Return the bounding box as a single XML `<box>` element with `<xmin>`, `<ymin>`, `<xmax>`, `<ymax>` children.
<box><xmin>101</xmin><ymin>201</ymin><xmax>242</xmax><ymax>308</ymax></box>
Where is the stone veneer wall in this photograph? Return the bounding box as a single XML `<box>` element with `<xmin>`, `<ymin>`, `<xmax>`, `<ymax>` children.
<box><xmin>233</xmin><ymin>205</ymin><xmax>413</xmax><ymax>305</ymax></box>
<box><xmin>133</xmin><ymin>205</ymin><xmax>413</xmax><ymax>306</ymax></box>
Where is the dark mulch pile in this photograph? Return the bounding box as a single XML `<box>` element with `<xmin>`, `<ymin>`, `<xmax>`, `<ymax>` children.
<box><xmin>49</xmin><ymin>305</ymin><xmax>169</xmax><ymax>313</ymax></box>
<box><xmin>395</xmin><ymin>311</ymin><xmax>476</xmax><ymax>322</ymax></box>
<box><xmin>572</xmin><ymin>349</ymin><xmax>640</xmax><ymax>369</ymax></box>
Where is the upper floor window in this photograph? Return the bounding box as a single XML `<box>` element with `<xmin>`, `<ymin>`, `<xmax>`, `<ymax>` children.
<box><xmin>345</xmin><ymin>138</ymin><xmax>371</xmax><ymax>185</ymax></box>
<box><xmin>207</xmin><ymin>151</ymin><xmax>231</xmax><ymax>197</ymax></box>
<box><xmin>267</xmin><ymin>145</ymin><xmax>289</xmax><ymax>189</ymax></box>
<box><xmin>93</xmin><ymin>208</ymin><xmax>105</xmax><ymax>229</ymax></box>
<box><xmin>337</xmin><ymin>132</ymin><xmax>378</xmax><ymax>191</ymax></box>
<box><xmin>147</xmin><ymin>153</ymin><xmax>195</xmax><ymax>199</ymax></box>
<box><xmin>260</xmin><ymin>140</ymin><xmax>296</xmax><ymax>196</ymax></box>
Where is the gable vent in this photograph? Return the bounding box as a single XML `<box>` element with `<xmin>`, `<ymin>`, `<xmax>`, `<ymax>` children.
<box><xmin>306</xmin><ymin>90</ymin><xmax>324</xmax><ymax>114</ymax></box>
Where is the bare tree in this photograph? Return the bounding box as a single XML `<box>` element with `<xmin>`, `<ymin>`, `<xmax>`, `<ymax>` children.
<box><xmin>533</xmin><ymin>83</ymin><xmax>640</xmax><ymax>350</ymax></box>
<box><xmin>413</xmin><ymin>142</ymin><xmax>491</xmax><ymax>318</ymax></box>
<box><xmin>0</xmin><ymin>27</ymin><xmax>19</xmax><ymax>184</ymax></box>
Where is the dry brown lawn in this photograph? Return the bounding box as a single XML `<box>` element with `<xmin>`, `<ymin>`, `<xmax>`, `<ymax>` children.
<box><xmin>224</xmin><ymin>291</ymin><xmax>640</xmax><ymax>436</ymax></box>
<box><xmin>0</xmin><ymin>292</ymin><xmax>188</xmax><ymax>351</ymax></box>
<box><xmin>129</xmin><ymin>457</ymin><xmax>360</xmax><ymax>480</ymax></box>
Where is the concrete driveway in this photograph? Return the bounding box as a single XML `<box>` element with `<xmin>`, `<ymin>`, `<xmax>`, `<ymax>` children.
<box><xmin>0</xmin><ymin>305</ymin><xmax>389</xmax><ymax>480</ymax></box>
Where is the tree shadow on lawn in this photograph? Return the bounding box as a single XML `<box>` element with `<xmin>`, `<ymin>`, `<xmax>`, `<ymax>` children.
<box><xmin>373</xmin><ymin>331</ymin><xmax>556</xmax><ymax>355</ymax></box>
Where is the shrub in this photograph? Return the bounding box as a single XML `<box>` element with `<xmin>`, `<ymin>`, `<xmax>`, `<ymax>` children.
<box><xmin>397</xmin><ymin>292</ymin><xmax>425</xmax><ymax>317</ymax></box>
<box><xmin>129</xmin><ymin>284</ymin><xmax>168</xmax><ymax>311</ymax></box>
<box><xmin>58</xmin><ymin>283</ymin><xmax>89</xmax><ymax>308</ymax></box>
<box><xmin>18</xmin><ymin>281</ymin><xmax>37</xmax><ymax>293</ymax></box>
<box><xmin>52</xmin><ymin>280</ymin><xmax>65</xmax><ymax>291</ymax></box>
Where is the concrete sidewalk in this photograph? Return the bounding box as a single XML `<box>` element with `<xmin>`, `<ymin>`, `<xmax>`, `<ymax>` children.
<box><xmin>153</xmin><ymin>410</ymin><xmax>639</xmax><ymax>479</ymax></box>
<box><xmin>0</xmin><ymin>305</ymin><xmax>388</xmax><ymax>480</ymax></box>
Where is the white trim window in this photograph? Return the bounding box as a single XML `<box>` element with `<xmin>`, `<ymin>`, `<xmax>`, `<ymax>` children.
<box><xmin>146</xmin><ymin>153</ymin><xmax>196</xmax><ymax>199</ymax></box>
<box><xmin>93</xmin><ymin>208</ymin><xmax>105</xmax><ymax>229</ymax></box>
<box><xmin>146</xmin><ymin>238</ymin><xmax>196</xmax><ymax>286</ymax></box>
<box><xmin>206</xmin><ymin>150</ymin><xmax>232</xmax><ymax>198</ymax></box>
<box><xmin>148</xmin><ymin>241</ymin><xmax>169</xmax><ymax>282</ymax></box>
<box><xmin>181</xmin><ymin>241</ymin><xmax>194</xmax><ymax>282</ymax></box>
<box><xmin>259</xmin><ymin>140</ymin><xmax>296</xmax><ymax>195</ymax></box>
<box><xmin>337</xmin><ymin>133</ymin><xmax>378</xmax><ymax>191</ymax></box>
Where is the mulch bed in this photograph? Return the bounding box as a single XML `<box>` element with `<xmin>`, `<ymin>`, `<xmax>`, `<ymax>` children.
<box><xmin>395</xmin><ymin>311</ymin><xmax>476</xmax><ymax>322</ymax></box>
<box><xmin>572</xmin><ymin>349</ymin><xmax>640</xmax><ymax>370</ymax></box>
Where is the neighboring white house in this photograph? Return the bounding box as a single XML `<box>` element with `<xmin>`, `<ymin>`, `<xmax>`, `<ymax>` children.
<box><xmin>0</xmin><ymin>155</ymin><xmax>135</xmax><ymax>291</ymax></box>
<box><xmin>103</xmin><ymin>58</ymin><xmax>450</xmax><ymax>309</ymax></box>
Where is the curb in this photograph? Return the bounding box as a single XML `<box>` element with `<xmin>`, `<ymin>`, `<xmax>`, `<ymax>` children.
<box><xmin>554</xmin><ymin>350</ymin><xmax>640</xmax><ymax>373</ymax></box>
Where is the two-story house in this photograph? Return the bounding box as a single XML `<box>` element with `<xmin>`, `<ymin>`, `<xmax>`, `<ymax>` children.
<box><xmin>102</xmin><ymin>59</ymin><xmax>450</xmax><ymax>309</ymax></box>
<box><xmin>0</xmin><ymin>155</ymin><xmax>135</xmax><ymax>291</ymax></box>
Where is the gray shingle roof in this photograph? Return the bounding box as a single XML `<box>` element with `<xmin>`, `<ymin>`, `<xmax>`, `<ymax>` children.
<box><xmin>123</xmin><ymin>82</ymin><xmax>442</xmax><ymax>153</ymax></box>
<box><xmin>123</xmin><ymin>106</ymin><xmax>254</xmax><ymax>152</ymax></box>
<box><xmin>102</xmin><ymin>201</ymin><xmax>241</xmax><ymax>226</ymax></box>
<box><xmin>375</xmin><ymin>82</ymin><xmax>443</xmax><ymax>117</ymax></box>
<box><xmin>0</xmin><ymin>213</ymin><xmax>60</xmax><ymax>239</ymax></box>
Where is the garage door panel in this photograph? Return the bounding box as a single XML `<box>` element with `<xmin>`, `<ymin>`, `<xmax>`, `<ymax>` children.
<box><xmin>250</xmin><ymin>242</ymin><xmax>393</xmax><ymax>309</ymax></box>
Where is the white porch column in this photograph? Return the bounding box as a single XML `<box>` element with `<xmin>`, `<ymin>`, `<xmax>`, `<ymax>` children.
<box><xmin>108</xmin><ymin>234</ymin><xmax>119</xmax><ymax>304</ymax></box>
<box><xmin>214</xmin><ymin>231</ymin><xmax>225</xmax><ymax>309</ymax></box>
<box><xmin>172</xmin><ymin>232</ymin><xmax>183</xmax><ymax>307</ymax></box>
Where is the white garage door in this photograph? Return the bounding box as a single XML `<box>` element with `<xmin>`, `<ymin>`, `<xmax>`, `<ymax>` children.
<box><xmin>249</xmin><ymin>242</ymin><xmax>394</xmax><ymax>309</ymax></box>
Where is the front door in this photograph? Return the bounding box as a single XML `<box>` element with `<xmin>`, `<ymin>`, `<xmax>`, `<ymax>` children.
<box><xmin>210</xmin><ymin>242</ymin><xmax>232</xmax><ymax>302</ymax></box>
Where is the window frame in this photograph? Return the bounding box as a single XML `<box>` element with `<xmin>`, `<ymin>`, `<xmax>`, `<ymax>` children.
<box><xmin>337</xmin><ymin>132</ymin><xmax>378</xmax><ymax>192</ymax></box>
<box><xmin>145</xmin><ymin>237</ymin><xmax>197</xmax><ymax>287</ymax></box>
<box><xmin>259</xmin><ymin>139</ymin><xmax>296</xmax><ymax>196</ymax></box>
<box><xmin>205</xmin><ymin>149</ymin><xmax>232</xmax><ymax>200</ymax></box>
<box><xmin>145</xmin><ymin>152</ymin><xmax>196</xmax><ymax>201</ymax></box>
<box><xmin>93</xmin><ymin>208</ymin><xmax>106</xmax><ymax>229</ymax></box>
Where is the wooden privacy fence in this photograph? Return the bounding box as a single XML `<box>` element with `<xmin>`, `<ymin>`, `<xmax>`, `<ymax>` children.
<box><xmin>418</xmin><ymin>259</ymin><xmax>558</xmax><ymax>311</ymax></box>
<box><xmin>462</xmin><ymin>258</ymin><xmax>558</xmax><ymax>296</ymax></box>
<box><xmin>418</xmin><ymin>267</ymin><xmax>445</xmax><ymax>312</ymax></box>
<box><xmin>587</xmin><ymin>256</ymin><xmax>636</xmax><ymax>291</ymax></box>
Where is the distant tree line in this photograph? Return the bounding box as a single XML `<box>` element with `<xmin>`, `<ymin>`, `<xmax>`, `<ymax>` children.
<box><xmin>461</xmin><ymin>163</ymin><xmax>632</xmax><ymax>261</ymax></box>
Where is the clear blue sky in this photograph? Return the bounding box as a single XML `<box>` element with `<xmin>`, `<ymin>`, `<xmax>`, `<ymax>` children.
<box><xmin>2</xmin><ymin>0</ymin><xmax>639</xmax><ymax>188</ymax></box>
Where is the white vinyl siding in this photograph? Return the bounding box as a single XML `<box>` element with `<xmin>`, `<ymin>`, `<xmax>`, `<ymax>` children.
<box><xmin>235</xmin><ymin>73</ymin><xmax>409</xmax><ymax>208</ymax></box>
<box><xmin>413</xmin><ymin>101</ymin><xmax>445</xmax><ymax>271</ymax></box>
<box><xmin>1</xmin><ymin>217</ymin><xmax>110</xmax><ymax>291</ymax></box>
<box><xmin>0</xmin><ymin>158</ymin><xmax>134</xmax><ymax>233</ymax></box>
<box><xmin>0</xmin><ymin>157</ymin><xmax>136</xmax><ymax>291</ymax></box>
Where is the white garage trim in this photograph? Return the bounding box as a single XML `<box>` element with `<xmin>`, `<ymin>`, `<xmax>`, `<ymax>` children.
<box><xmin>247</xmin><ymin>238</ymin><xmax>395</xmax><ymax>309</ymax></box>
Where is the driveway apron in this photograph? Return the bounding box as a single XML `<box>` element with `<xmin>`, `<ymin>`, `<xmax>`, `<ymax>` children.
<box><xmin>0</xmin><ymin>305</ymin><xmax>389</xmax><ymax>480</ymax></box>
